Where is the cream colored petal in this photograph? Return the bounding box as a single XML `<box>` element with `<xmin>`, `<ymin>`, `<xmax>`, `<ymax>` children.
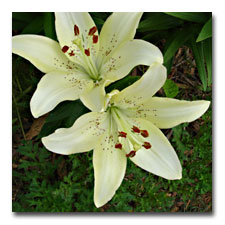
<box><xmin>128</xmin><ymin>118</ymin><xmax>182</xmax><ymax>180</ymax></box>
<box><xmin>93</xmin><ymin>132</ymin><xmax>127</xmax><ymax>208</ymax></box>
<box><xmin>55</xmin><ymin>12</ymin><xmax>99</xmax><ymax>59</ymax></box>
<box><xmin>55</xmin><ymin>12</ymin><xmax>97</xmax><ymax>46</ymax></box>
<box><xmin>31</xmin><ymin>71</ymin><xmax>92</xmax><ymax>118</ymax></box>
<box><xmin>97</xmin><ymin>12</ymin><xmax>143</xmax><ymax>67</ymax></box>
<box><xmin>111</xmin><ymin>63</ymin><xmax>167</xmax><ymax>108</ymax></box>
<box><xmin>101</xmin><ymin>39</ymin><xmax>163</xmax><ymax>81</ymax></box>
<box><xmin>42</xmin><ymin>112</ymin><xmax>108</xmax><ymax>155</ymax></box>
<box><xmin>12</xmin><ymin>35</ymin><xmax>71</xmax><ymax>73</ymax></box>
<box><xmin>80</xmin><ymin>81</ymin><xmax>107</xmax><ymax>112</ymax></box>
<box><xmin>131</xmin><ymin>97</ymin><xmax>210</xmax><ymax>129</ymax></box>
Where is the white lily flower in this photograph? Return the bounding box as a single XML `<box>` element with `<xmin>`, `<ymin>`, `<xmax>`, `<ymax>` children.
<box><xmin>12</xmin><ymin>12</ymin><xmax>163</xmax><ymax>117</ymax></box>
<box><xmin>42</xmin><ymin>62</ymin><xmax>210</xmax><ymax>208</ymax></box>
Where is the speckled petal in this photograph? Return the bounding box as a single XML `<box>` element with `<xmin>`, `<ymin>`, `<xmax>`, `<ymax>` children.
<box><xmin>97</xmin><ymin>12</ymin><xmax>143</xmax><ymax>67</ymax></box>
<box><xmin>12</xmin><ymin>35</ymin><xmax>71</xmax><ymax>73</ymax></box>
<box><xmin>130</xmin><ymin>97</ymin><xmax>210</xmax><ymax>129</ymax></box>
<box><xmin>93</xmin><ymin>132</ymin><xmax>127</xmax><ymax>208</ymax></box>
<box><xmin>101</xmin><ymin>39</ymin><xmax>163</xmax><ymax>82</ymax></box>
<box><xmin>31</xmin><ymin>71</ymin><xmax>92</xmax><ymax>118</ymax></box>
<box><xmin>129</xmin><ymin>118</ymin><xmax>182</xmax><ymax>180</ymax></box>
<box><xmin>42</xmin><ymin>112</ymin><xmax>108</xmax><ymax>155</ymax></box>
<box><xmin>111</xmin><ymin>63</ymin><xmax>166</xmax><ymax>108</ymax></box>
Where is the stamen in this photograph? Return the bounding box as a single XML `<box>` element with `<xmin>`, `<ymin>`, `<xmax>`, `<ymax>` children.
<box><xmin>118</xmin><ymin>131</ymin><xmax>127</xmax><ymax>138</ymax></box>
<box><xmin>141</xmin><ymin>130</ymin><xmax>149</xmax><ymax>138</ymax></box>
<box><xmin>69</xmin><ymin>50</ymin><xmax>75</xmax><ymax>56</ymax></box>
<box><xmin>115</xmin><ymin>143</ymin><xmax>122</xmax><ymax>149</ymax></box>
<box><xmin>143</xmin><ymin>142</ymin><xmax>151</xmax><ymax>149</ymax></box>
<box><xmin>62</xmin><ymin>45</ymin><xmax>69</xmax><ymax>53</ymax></box>
<box><xmin>126</xmin><ymin>151</ymin><xmax>136</xmax><ymax>158</ymax></box>
<box><xmin>84</xmin><ymin>48</ymin><xmax>90</xmax><ymax>56</ymax></box>
<box><xmin>88</xmin><ymin>26</ymin><xmax>97</xmax><ymax>35</ymax></box>
<box><xmin>74</xmin><ymin>25</ymin><xmax>79</xmax><ymax>36</ymax></box>
<box><xmin>132</xmin><ymin>126</ymin><xmax>140</xmax><ymax>133</ymax></box>
<box><xmin>93</xmin><ymin>35</ymin><xmax>98</xmax><ymax>44</ymax></box>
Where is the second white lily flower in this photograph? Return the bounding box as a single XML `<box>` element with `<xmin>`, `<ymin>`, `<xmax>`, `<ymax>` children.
<box><xmin>42</xmin><ymin>62</ymin><xmax>210</xmax><ymax>208</ymax></box>
<box><xmin>12</xmin><ymin>12</ymin><xmax>163</xmax><ymax>117</ymax></box>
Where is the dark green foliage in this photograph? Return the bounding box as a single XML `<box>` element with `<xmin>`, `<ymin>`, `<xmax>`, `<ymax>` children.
<box><xmin>164</xmin><ymin>12</ymin><xmax>209</xmax><ymax>23</ymax></box>
<box><xmin>106</xmin><ymin>75</ymin><xmax>140</xmax><ymax>93</ymax></box>
<box><xmin>189</xmin><ymin>38</ymin><xmax>208</xmax><ymax>91</ymax></box>
<box><xmin>12</xmin><ymin>12</ymin><xmax>212</xmax><ymax>212</ymax></box>
<box><xmin>44</xmin><ymin>13</ymin><xmax>57</xmax><ymax>41</ymax></box>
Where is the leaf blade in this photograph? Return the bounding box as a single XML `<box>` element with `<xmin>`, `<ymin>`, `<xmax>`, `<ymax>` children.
<box><xmin>196</xmin><ymin>18</ymin><xmax>212</xmax><ymax>42</ymax></box>
<box><xmin>164</xmin><ymin>12</ymin><xmax>209</xmax><ymax>23</ymax></box>
<box><xmin>190</xmin><ymin>37</ymin><xmax>208</xmax><ymax>91</ymax></box>
<box><xmin>44</xmin><ymin>12</ymin><xmax>57</xmax><ymax>41</ymax></box>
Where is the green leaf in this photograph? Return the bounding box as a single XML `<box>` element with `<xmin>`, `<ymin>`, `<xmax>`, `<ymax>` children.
<box><xmin>203</xmin><ymin>38</ymin><xmax>212</xmax><ymax>86</ymax></box>
<box><xmin>196</xmin><ymin>18</ymin><xmax>212</xmax><ymax>42</ymax></box>
<box><xmin>21</xmin><ymin>16</ymin><xmax>44</xmax><ymax>34</ymax></box>
<box><xmin>44</xmin><ymin>13</ymin><xmax>57</xmax><ymax>40</ymax></box>
<box><xmin>163</xmin><ymin>25</ymin><xmax>197</xmax><ymax>63</ymax></box>
<box><xmin>39</xmin><ymin>100</ymin><xmax>89</xmax><ymax>138</ymax></box>
<box><xmin>106</xmin><ymin>75</ymin><xmax>140</xmax><ymax>93</ymax></box>
<box><xmin>190</xmin><ymin>37</ymin><xmax>208</xmax><ymax>91</ymax></box>
<box><xmin>163</xmin><ymin>79</ymin><xmax>179</xmax><ymax>98</ymax></box>
<box><xmin>138</xmin><ymin>12</ymin><xmax>184</xmax><ymax>32</ymax></box>
<box><xmin>164</xmin><ymin>12</ymin><xmax>209</xmax><ymax>23</ymax></box>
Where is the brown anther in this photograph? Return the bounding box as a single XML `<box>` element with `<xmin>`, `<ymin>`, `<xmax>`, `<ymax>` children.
<box><xmin>93</xmin><ymin>35</ymin><xmax>98</xmax><ymax>44</ymax></box>
<box><xmin>88</xmin><ymin>26</ymin><xmax>97</xmax><ymax>35</ymax></box>
<box><xmin>118</xmin><ymin>131</ymin><xmax>127</xmax><ymax>138</ymax></box>
<box><xmin>84</xmin><ymin>48</ymin><xmax>90</xmax><ymax>56</ymax></box>
<box><xmin>69</xmin><ymin>51</ymin><xmax>75</xmax><ymax>56</ymax></box>
<box><xmin>141</xmin><ymin>130</ymin><xmax>149</xmax><ymax>138</ymax></box>
<box><xmin>115</xmin><ymin>143</ymin><xmax>122</xmax><ymax>150</ymax></box>
<box><xmin>143</xmin><ymin>142</ymin><xmax>151</xmax><ymax>149</ymax></box>
<box><xmin>132</xmin><ymin>126</ymin><xmax>140</xmax><ymax>133</ymax></box>
<box><xmin>62</xmin><ymin>45</ymin><xmax>69</xmax><ymax>53</ymax></box>
<box><xmin>74</xmin><ymin>24</ymin><xmax>79</xmax><ymax>36</ymax></box>
<box><xmin>126</xmin><ymin>151</ymin><xmax>136</xmax><ymax>158</ymax></box>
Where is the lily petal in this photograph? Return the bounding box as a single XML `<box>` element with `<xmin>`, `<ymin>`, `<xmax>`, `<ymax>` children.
<box><xmin>97</xmin><ymin>12</ymin><xmax>143</xmax><ymax>66</ymax></box>
<box><xmin>80</xmin><ymin>81</ymin><xmax>107</xmax><ymax>112</ymax></box>
<box><xmin>55</xmin><ymin>12</ymin><xmax>99</xmax><ymax>57</ymax></box>
<box><xmin>31</xmin><ymin>71</ymin><xmax>92</xmax><ymax>118</ymax></box>
<box><xmin>12</xmin><ymin>35</ymin><xmax>70</xmax><ymax>73</ymax></box>
<box><xmin>128</xmin><ymin>118</ymin><xmax>182</xmax><ymax>180</ymax></box>
<box><xmin>93</xmin><ymin>132</ymin><xmax>127</xmax><ymax>208</ymax></box>
<box><xmin>130</xmin><ymin>97</ymin><xmax>211</xmax><ymax>129</ymax></box>
<box><xmin>101</xmin><ymin>39</ymin><xmax>163</xmax><ymax>82</ymax></box>
<box><xmin>112</xmin><ymin>63</ymin><xmax>167</xmax><ymax>108</ymax></box>
<box><xmin>42</xmin><ymin>112</ymin><xmax>108</xmax><ymax>155</ymax></box>
<box><xmin>55</xmin><ymin>12</ymin><xmax>97</xmax><ymax>45</ymax></box>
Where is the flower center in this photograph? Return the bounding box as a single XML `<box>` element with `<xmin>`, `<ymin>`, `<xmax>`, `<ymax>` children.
<box><xmin>110</xmin><ymin>107</ymin><xmax>152</xmax><ymax>158</ymax></box>
<box><xmin>61</xmin><ymin>24</ymin><xmax>100</xmax><ymax>81</ymax></box>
